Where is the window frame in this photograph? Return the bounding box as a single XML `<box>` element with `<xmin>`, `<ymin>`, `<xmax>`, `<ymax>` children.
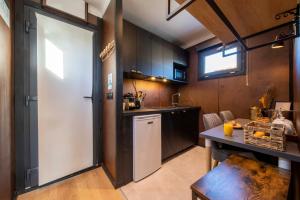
<box><xmin>198</xmin><ymin>43</ymin><xmax>246</xmax><ymax>81</ymax></box>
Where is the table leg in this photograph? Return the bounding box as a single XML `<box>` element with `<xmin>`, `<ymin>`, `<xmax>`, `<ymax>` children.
<box><xmin>192</xmin><ymin>191</ymin><xmax>198</xmax><ymax>200</ymax></box>
<box><xmin>205</xmin><ymin>138</ymin><xmax>212</xmax><ymax>173</ymax></box>
<box><xmin>278</xmin><ymin>157</ymin><xmax>291</xmax><ymax>170</ymax></box>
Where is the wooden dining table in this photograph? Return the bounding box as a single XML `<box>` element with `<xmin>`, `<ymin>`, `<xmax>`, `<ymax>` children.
<box><xmin>200</xmin><ymin>119</ymin><xmax>300</xmax><ymax>172</ymax></box>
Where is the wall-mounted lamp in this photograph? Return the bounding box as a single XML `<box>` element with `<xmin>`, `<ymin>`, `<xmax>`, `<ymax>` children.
<box><xmin>163</xmin><ymin>78</ymin><xmax>168</xmax><ymax>82</ymax></box>
<box><xmin>271</xmin><ymin>34</ymin><xmax>285</xmax><ymax>49</ymax></box>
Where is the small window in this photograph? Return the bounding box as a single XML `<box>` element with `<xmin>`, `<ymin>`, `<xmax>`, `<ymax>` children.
<box><xmin>198</xmin><ymin>44</ymin><xmax>246</xmax><ymax>80</ymax></box>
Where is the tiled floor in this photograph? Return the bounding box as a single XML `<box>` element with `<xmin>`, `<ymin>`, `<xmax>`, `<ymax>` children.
<box><xmin>121</xmin><ymin>146</ymin><xmax>207</xmax><ymax>200</ymax></box>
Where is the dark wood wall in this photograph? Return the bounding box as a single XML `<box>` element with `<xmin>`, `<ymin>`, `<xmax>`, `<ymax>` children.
<box><xmin>294</xmin><ymin>31</ymin><xmax>300</xmax><ymax>137</ymax></box>
<box><xmin>292</xmin><ymin>22</ymin><xmax>300</xmax><ymax>200</ymax></box>
<box><xmin>102</xmin><ymin>0</ymin><xmax>123</xmax><ymax>186</ymax></box>
<box><xmin>179</xmin><ymin>31</ymin><xmax>290</xmax><ymax>132</ymax></box>
<box><xmin>102</xmin><ymin>0</ymin><xmax>118</xmax><ymax>179</ymax></box>
<box><xmin>0</xmin><ymin>4</ymin><xmax>12</xmax><ymax>200</ymax></box>
<box><xmin>123</xmin><ymin>79</ymin><xmax>178</xmax><ymax>107</ymax></box>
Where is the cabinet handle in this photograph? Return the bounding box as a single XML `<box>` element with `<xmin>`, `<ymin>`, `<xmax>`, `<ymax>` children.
<box><xmin>183</xmin><ymin>110</ymin><xmax>186</xmax><ymax>113</ymax></box>
<box><xmin>171</xmin><ymin>112</ymin><xmax>175</xmax><ymax>115</ymax></box>
<box><xmin>147</xmin><ymin>121</ymin><xmax>154</xmax><ymax>124</ymax></box>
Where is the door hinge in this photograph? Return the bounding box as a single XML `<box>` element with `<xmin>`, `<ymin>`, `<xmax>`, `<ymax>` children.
<box><xmin>25</xmin><ymin>167</ymin><xmax>38</xmax><ymax>186</ymax></box>
<box><xmin>25</xmin><ymin>20</ymin><xmax>31</xmax><ymax>33</ymax></box>
<box><xmin>25</xmin><ymin>95</ymin><xmax>38</xmax><ymax>107</ymax></box>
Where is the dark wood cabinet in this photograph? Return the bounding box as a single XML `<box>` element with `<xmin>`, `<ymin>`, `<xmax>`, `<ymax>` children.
<box><xmin>136</xmin><ymin>28</ymin><xmax>152</xmax><ymax>76</ymax></box>
<box><xmin>123</xmin><ymin>21</ymin><xmax>137</xmax><ymax>73</ymax></box>
<box><xmin>162</xmin><ymin>41</ymin><xmax>174</xmax><ymax>80</ymax></box>
<box><xmin>162</xmin><ymin>108</ymin><xmax>199</xmax><ymax>160</ymax></box>
<box><xmin>173</xmin><ymin>45</ymin><xmax>188</xmax><ymax>67</ymax></box>
<box><xmin>123</xmin><ymin>20</ymin><xmax>188</xmax><ymax>80</ymax></box>
<box><xmin>161</xmin><ymin>112</ymin><xmax>177</xmax><ymax>159</ymax></box>
<box><xmin>151</xmin><ymin>36</ymin><xmax>164</xmax><ymax>77</ymax></box>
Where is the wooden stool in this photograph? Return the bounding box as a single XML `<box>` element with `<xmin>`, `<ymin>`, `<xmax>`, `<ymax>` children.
<box><xmin>191</xmin><ymin>155</ymin><xmax>291</xmax><ymax>200</ymax></box>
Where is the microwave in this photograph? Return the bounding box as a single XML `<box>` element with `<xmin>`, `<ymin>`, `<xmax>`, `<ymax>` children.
<box><xmin>174</xmin><ymin>68</ymin><xmax>187</xmax><ymax>81</ymax></box>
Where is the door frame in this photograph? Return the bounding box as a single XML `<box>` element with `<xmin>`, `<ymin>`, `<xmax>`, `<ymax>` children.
<box><xmin>14</xmin><ymin>1</ymin><xmax>102</xmax><ymax>194</ymax></box>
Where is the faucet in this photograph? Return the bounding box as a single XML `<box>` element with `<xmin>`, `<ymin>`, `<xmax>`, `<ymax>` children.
<box><xmin>172</xmin><ymin>93</ymin><xmax>181</xmax><ymax>107</ymax></box>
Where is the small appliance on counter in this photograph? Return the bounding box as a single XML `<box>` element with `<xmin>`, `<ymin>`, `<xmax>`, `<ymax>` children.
<box><xmin>123</xmin><ymin>91</ymin><xmax>146</xmax><ymax>111</ymax></box>
<box><xmin>123</xmin><ymin>93</ymin><xmax>136</xmax><ymax>110</ymax></box>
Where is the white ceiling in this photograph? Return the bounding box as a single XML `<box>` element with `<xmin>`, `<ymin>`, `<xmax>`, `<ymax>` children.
<box><xmin>86</xmin><ymin>0</ymin><xmax>214</xmax><ymax>49</ymax></box>
<box><xmin>124</xmin><ymin>0</ymin><xmax>214</xmax><ymax>49</ymax></box>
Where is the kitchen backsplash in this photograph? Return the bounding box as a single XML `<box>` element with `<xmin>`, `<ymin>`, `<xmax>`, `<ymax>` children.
<box><xmin>123</xmin><ymin>79</ymin><xmax>178</xmax><ymax>108</ymax></box>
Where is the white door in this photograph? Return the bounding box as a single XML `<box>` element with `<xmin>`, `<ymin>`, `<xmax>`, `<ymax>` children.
<box><xmin>36</xmin><ymin>13</ymin><xmax>94</xmax><ymax>185</ymax></box>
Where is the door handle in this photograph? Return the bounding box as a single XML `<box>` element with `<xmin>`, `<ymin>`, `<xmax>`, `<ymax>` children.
<box><xmin>83</xmin><ymin>96</ymin><xmax>93</xmax><ymax>100</ymax></box>
<box><xmin>25</xmin><ymin>96</ymin><xmax>38</xmax><ymax>107</ymax></box>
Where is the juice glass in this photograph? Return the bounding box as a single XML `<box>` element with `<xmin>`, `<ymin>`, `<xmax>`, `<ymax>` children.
<box><xmin>224</xmin><ymin>123</ymin><xmax>233</xmax><ymax>137</ymax></box>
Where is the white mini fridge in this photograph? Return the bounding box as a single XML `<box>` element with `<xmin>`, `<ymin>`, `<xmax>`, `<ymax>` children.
<box><xmin>133</xmin><ymin>114</ymin><xmax>162</xmax><ymax>182</ymax></box>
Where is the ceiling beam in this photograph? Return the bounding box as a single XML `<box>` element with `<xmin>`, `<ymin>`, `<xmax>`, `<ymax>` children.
<box><xmin>205</xmin><ymin>0</ymin><xmax>248</xmax><ymax>50</ymax></box>
<box><xmin>166</xmin><ymin>0</ymin><xmax>196</xmax><ymax>21</ymax></box>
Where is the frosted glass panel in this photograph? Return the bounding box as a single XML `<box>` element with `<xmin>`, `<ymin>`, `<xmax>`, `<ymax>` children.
<box><xmin>0</xmin><ymin>0</ymin><xmax>10</xmax><ymax>27</ymax></box>
<box><xmin>36</xmin><ymin>13</ymin><xmax>94</xmax><ymax>185</ymax></box>
<box><xmin>46</xmin><ymin>0</ymin><xmax>86</xmax><ymax>20</ymax></box>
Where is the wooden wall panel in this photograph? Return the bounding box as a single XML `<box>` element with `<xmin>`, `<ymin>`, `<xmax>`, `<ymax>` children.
<box><xmin>292</xmin><ymin>24</ymin><xmax>300</xmax><ymax>200</ymax></box>
<box><xmin>102</xmin><ymin>0</ymin><xmax>117</xmax><ymax>179</ymax></box>
<box><xmin>123</xmin><ymin>79</ymin><xmax>178</xmax><ymax>107</ymax></box>
<box><xmin>179</xmin><ymin>30</ymin><xmax>290</xmax><ymax>132</ymax></box>
<box><xmin>219</xmin><ymin>31</ymin><xmax>290</xmax><ymax>118</ymax></box>
<box><xmin>0</xmin><ymin>12</ymin><xmax>12</xmax><ymax>200</ymax></box>
<box><xmin>294</xmin><ymin>34</ymin><xmax>300</xmax><ymax>136</ymax></box>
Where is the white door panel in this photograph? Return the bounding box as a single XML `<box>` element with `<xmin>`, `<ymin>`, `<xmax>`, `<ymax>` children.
<box><xmin>36</xmin><ymin>13</ymin><xmax>93</xmax><ymax>185</ymax></box>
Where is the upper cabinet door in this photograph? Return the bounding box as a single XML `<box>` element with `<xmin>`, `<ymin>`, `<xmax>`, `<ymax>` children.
<box><xmin>173</xmin><ymin>46</ymin><xmax>188</xmax><ymax>67</ymax></box>
<box><xmin>151</xmin><ymin>36</ymin><xmax>164</xmax><ymax>77</ymax></box>
<box><xmin>162</xmin><ymin>41</ymin><xmax>174</xmax><ymax>80</ymax></box>
<box><xmin>136</xmin><ymin>28</ymin><xmax>152</xmax><ymax>76</ymax></box>
<box><xmin>123</xmin><ymin>21</ymin><xmax>137</xmax><ymax>73</ymax></box>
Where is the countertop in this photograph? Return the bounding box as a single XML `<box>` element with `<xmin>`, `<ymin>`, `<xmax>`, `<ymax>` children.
<box><xmin>122</xmin><ymin>106</ymin><xmax>201</xmax><ymax>116</ymax></box>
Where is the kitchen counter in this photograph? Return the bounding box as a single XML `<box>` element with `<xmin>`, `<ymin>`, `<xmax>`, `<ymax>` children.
<box><xmin>122</xmin><ymin>106</ymin><xmax>201</xmax><ymax>116</ymax></box>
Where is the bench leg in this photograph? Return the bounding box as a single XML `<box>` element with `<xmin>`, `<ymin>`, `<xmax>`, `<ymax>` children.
<box><xmin>205</xmin><ymin>139</ymin><xmax>212</xmax><ymax>173</ymax></box>
<box><xmin>278</xmin><ymin>157</ymin><xmax>291</xmax><ymax>170</ymax></box>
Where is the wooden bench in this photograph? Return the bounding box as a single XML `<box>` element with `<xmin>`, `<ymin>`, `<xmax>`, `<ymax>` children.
<box><xmin>191</xmin><ymin>155</ymin><xmax>291</xmax><ymax>200</ymax></box>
